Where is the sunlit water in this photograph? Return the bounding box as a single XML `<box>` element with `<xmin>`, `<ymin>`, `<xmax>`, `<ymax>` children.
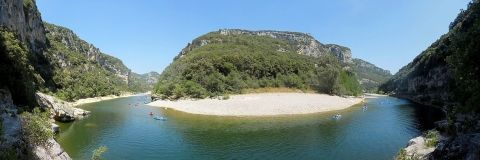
<box><xmin>56</xmin><ymin>95</ymin><xmax>443</xmax><ymax>160</ymax></box>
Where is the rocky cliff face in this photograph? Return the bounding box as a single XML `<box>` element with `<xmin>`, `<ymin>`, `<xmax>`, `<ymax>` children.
<box><xmin>177</xmin><ymin>29</ymin><xmax>353</xmax><ymax>64</ymax></box>
<box><xmin>0</xmin><ymin>0</ymin><xmax>46</xmax><ymax>54</ymax></box>
<box><xmin>1</xmin><ymin>89</ymin><xmax>71</xmax><ymax>160</ymax></box>
<box><xmin>380</xmin><ymin>34</ymin><xmax>455</xmax><ymax>107</ymax></box>
<box><xmin>382</xmin><ymin>1</ymin><xmax>480</xmax><ymax>159</ymax></box>
<box><xmin>45</xmin><ymin>23</ymin><xmax>130</xmax><ymax>83</ymax></box>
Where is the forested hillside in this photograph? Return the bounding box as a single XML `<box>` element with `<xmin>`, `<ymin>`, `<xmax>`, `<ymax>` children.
<box><xmin>43</xmin><ymin>23</ymin><xmax>159</xmax><ymax>101</ymax></box>
<box><xmin>351</xmin><ymin>58</ymin><xmax>391</xmax><ymax>92</ymax></box>
<box><xmin>154</xmin><ymin>30</ymin><xmax>363</xmax><ymax>99</ymax></box>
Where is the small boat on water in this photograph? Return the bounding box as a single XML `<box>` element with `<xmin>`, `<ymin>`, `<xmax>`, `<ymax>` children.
<box><xmin>362</xmin><ymin>105</ymin><xmax>368</xmax><ymax>111</ymax></box>
<box><xmin>154</xmin><ymin>116</ymin><xmax>167</xmax><ymax>121</ymax></box>
<box><xmin>149</xmin><ymin>112</ymin><xmax>154</xmax><ymax>116</ymax></box>
<box><xmin>332</xmin><ymin>114</ymin><xmax>342</xmax><ymax>120</ymax></box>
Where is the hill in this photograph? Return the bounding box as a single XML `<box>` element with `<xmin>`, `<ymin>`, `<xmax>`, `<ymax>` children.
<box><xmin>153</xmin><ymin>29</ymin><xmax>368</xmax><ymax>99</ymax></box>
<box><xmin>351</xmin><ymin>58</ymin><xmax>392</xmax><ymax>92</ymax></box>
<box><xmin>43</xmin><ymin>23</ymin><xmax>159</xmax><ymax>101</ymax></box>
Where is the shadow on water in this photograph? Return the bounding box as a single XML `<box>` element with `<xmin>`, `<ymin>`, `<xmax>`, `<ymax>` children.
<box><xmin>410</xmin><ymin>102</ymin><xmax>445</xmax><ymax>131</ymax></box>
<box><xmin>56</xmin><ymin>95</ymin><xmax>445</xmax><ymax>160</ymax></box>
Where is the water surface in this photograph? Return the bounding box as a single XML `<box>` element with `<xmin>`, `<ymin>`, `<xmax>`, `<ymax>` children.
<box><xmin>56</xmin><ymin>95</ymin><xmax>442</xmax><ymax>159</ymax></box>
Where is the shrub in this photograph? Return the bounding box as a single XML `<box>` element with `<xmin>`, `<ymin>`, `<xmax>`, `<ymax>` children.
<box><xmin>20</xmin><ymin>108</ymin><xmax>53</xmax><ymax>147</ymax></box>
<box><xmin>424</xmin><ymin>130</ymin><xmax>439</xmax><ymax>147</ymax></box>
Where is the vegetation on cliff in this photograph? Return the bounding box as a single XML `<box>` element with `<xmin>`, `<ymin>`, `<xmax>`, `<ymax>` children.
<box><xmin>380</xmin><ymin>0</ymin><xmax>479</xmax><ymax>113</ymax></box>
<box><xmin>154</xmin><ymin>32</ymin><xmax>362</xmax><ymax>99</ymax></box>
<box><xmin>43</xmin><ymin>23</ymin><xmax>130</xmax><ymax>101</ymax></box>
<box><xmin>445</xmin><ymin>1</ymin><xmax>480</xmax><ymax>112</ymax></box>
<box><xmin>20</xmin><ymin>108</ymin><xmax>53</xmax><ymax>147</ymax></box>
<box><xmin>0</xmin><ymin>29</ymin><xmax>42</xmax><ymax>107</ymax></box>
<box><xmin>43</xmin><ymin>23</ymin><xmax>158</xmax><ymax>101</ymax></box>
<box><xmin>382</xmin><ymin>1</ymin><xmax>480</xmax><ymax>159</ymax></box>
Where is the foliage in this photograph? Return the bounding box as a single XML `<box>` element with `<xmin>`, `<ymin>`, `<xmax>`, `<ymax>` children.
<box><xmin>0</xmin><ymin>147</ymin><xmax>19</xmax><ymax>160</ymax></box>
<box><xmin>20</xmin><ymin>108</ymin><xmax>53</xmax><ymax>147</ymax></box>
<box><xmin>445</xmin><ymin>0</ymin><xmax>480</xmax><ymax>113</ymax></box>
<box><xmin>128</xmin><ymin>72</ymin><xmax>160</xmax><ymax>92</ymax></box>
<box><xmin>424</xmin><ymin>130</ymin><xmax>439</xmax><ymax>147</ymax></box>
<box><xmin>0</xmin><ymin>29</ymin><xmax>42</xmax><ymax>107</ymax></box>
<box><xmin>351</xmin><ymin>58</ymin><xmax>392</xmax><ymax>92</ymax></box>
<box><xmin>379</xmin><ymin>1</ymin><xmax>480</xmax><ymax>113</ymax></box>
<box><xmin>395</xmin><ymin>148</ymin><xmax>421</xmax><ymax>160</ymax></box>
<box><xmin>335</xmin><ymin>70</ymin><xmax>362</xmax><ymax>96</ymax></box>
<box><xmin>23</xmin><ymin>0</ymin><xmax>33</xmax><ymax>8</ymax></box>
<box><xmin>43</xmin><ymin>23</ymin><xmax>131</xmax><ymax>101</ymax></box>
<box><xmin>154</xmin><ymin>32</ymin><xmax>361</xmax><ymax>99</ymax></box>
<box><xmin>91</xmin><ymin>146</ymin><xmax>108</xmax><ymax>160</ymax></box>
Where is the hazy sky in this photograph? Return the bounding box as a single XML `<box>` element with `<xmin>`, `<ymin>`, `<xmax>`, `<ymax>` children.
<box><xmin>37</xmin><ymin>0</ymin><xmax>471</xmax><ymax>74</ymax></box>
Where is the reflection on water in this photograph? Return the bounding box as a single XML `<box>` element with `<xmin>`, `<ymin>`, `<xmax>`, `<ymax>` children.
<box><xmin>56</xmin><ymin>95</ymin><xmax>443</xmax><ymax>160</ymax></box>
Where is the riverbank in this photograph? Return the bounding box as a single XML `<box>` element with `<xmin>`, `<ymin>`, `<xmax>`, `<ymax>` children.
<box><xmin>147</xmin><ymin>93</ymin><xmax>363</xmax><ymax>116</ymax></box>
<box><xmin>70</xmin><ymin>93</ymin><xmax>141</xmax><ymax>106</ymax></box>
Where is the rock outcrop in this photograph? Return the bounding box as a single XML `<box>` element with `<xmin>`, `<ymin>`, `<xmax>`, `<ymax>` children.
<box><xmin>0</xmin><ymin>89</ymin><xmax>23</xmax><ymax>158</ymax></box>
<box><xmin>379</xmin><ymin>34</ymin><xmax>455</xmax><ymax>107</ymax></box>
<box><xmin>1</xmin><ymin>89</ymin><xmax>71</xmax><ymax>159</ymax></box>
<box><xmin>0</xmin><ymin>0</ymin><xmax>46</xmax><ymax>54</ymax></box>
<box><xmin>35</xmin><ymin>92</ymin><xmax>90</xmax><ymax>122</ymax></box>
<box><xmin>403</xmin><ymin>136</ymin><xmax>436</xmax><ymax>159</ymax></box>
<box><xmin>33</xmin><ymin>138</ymin><xmax>71</xmax><ymax>160</ymax></box>
<box><xmin>177</xmin><ymin>29</ymin><xmax>353</xmax><ymax>64</ymax></box>
<box><xmin>432</xmin><ymin>133</ymin><xmax>480</xmax><ymax>160</ymax></box>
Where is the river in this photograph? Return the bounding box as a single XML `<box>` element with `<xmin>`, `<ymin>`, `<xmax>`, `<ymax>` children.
<box><xmin>56</xmin><ymin>95</ymin><xmax>443</xmax><ymax>159</ymax></box>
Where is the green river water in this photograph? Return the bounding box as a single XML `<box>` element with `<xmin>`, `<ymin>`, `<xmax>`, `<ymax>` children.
<box><xmin>56</xmin><ymin>95</ymin><xmax>442</xmax><ymax>159</ymax></box>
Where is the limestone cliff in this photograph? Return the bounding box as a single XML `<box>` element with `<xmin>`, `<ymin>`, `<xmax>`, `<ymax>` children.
<box><xmin>175</xmin><ymin>29</ymin><xmax>390</xmax><ymax>93</ymax></box>
<box><xmin>381</xmin><ymin>1</ymin><xmax>480</xmax><ymax>159</ymax></box>
<box><xmin>44</xmin><ymin>23</ymin><xmax>130</xmax><ymax>84</ymax></box>
<box><xmin>177</xmin><ymin>29</ymin><xmax>353</xmax><ymax>64</ymax></box>
<box><xmin>0</xmin><ymin>0</ymin><xmax>46</xmax><ymax>54</ymax></box>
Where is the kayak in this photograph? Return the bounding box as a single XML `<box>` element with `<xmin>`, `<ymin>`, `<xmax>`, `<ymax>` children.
<box><xmin>154</xmin><ymin>116</ymin><xmax>167</xmax><ymax>121</ymax></box>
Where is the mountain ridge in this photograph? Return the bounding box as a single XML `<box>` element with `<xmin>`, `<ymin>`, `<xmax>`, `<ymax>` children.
<box><xmin>173</xmin><ymin>29</ymin><xmax>390</xmax><ymax>93</ymax></box>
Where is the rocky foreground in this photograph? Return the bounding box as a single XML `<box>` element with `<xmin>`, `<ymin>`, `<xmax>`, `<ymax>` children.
<box><xmin>1</xmin><ymin>90</ymin><xmax>71</xmax><ymax>159</ymax></box>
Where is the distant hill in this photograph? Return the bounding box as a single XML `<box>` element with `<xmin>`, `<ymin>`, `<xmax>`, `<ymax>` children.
<box><xmin>129</xmin><ymin>72</ymin><xmax>161</xmax><ymax>92</ymax></box>
<box><xmin>351</xmin><ymin>58</ymin><xmax>391</xmax><ymax>92</ymax></box>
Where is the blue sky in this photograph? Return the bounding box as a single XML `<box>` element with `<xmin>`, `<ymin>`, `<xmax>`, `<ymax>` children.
<box><xmin>37</xmin><ymin>0</ymin><xmax>471</xmax><ymax>74</ymax></box>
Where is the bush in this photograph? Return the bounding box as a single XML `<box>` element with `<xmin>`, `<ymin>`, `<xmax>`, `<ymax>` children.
<box><xmin>424</xmin><ymin>130</ymin><xmax>439</xmax><ymax>147</ymax></box>
<box><xmin>20</xmin><ymin>108</ymin><xmax>53</xmax><ymax>147</ymax></box>
<box><xmin>395</xmin><ymin>148</ymin><xmax>423</xmax><ymax>160</ymax></box>
<box><xmin>0</xmin><ymin>29</ymin><xmax>41</xmax><ymax>107</ymax></box>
